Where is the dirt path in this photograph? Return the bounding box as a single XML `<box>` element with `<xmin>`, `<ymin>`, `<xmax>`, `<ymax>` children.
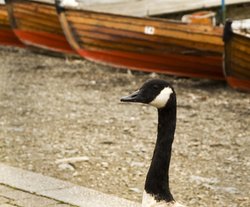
<box><xmin>0</xmin><ymin>46</ymin><xmax>249</xmax><ymax>206</ymax></box>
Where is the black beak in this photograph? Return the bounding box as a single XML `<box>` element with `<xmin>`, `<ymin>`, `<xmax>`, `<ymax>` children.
<box><xmin>120</xmin><ymin>90</ymin><xmax>142</xmax><ymax>103</ymax></box>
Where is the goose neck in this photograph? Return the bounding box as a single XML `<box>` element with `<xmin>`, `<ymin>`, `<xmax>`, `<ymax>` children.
<box><xmin>144</xmin><ymin>105</ymin><xmax>176</xmax><ymax>202</ymax></box>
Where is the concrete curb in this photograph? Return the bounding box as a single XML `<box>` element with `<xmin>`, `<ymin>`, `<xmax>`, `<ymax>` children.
<box><xmin>0</xmin><ymin>163</ymin><xmax>140</xmax><ymax>207</ymax></box>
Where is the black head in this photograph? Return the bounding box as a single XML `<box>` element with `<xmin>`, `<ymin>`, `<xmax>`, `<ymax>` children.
<box><xmin>120</xmin><ymin>79</ymin><xmax>175</xmax><ymax>109</ymax></box>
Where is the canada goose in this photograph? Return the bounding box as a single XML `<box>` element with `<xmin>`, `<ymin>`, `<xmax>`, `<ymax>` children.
<box><xmin>121</xmin><ymin>79</ymin><xmax>185</xmax><ymax>207</ymax></box>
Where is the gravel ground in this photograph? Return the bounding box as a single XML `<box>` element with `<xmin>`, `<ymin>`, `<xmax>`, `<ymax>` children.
<box><xmin>0</xmin><ymin>46</ymin><xmax>249</xmax><ymax>207</ymax></box>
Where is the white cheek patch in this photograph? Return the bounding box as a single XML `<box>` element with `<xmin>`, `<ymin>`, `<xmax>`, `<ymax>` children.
<box><xmin>149</xmin><ymin>87</ymin><xmax>173</xmax><ymax>108</ymax></box>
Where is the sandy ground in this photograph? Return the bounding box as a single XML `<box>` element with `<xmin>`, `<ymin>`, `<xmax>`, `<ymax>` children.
<box><xmin>0</xmin><ymin>46</ymin><xmax>249</xmax><ymax>207</ymax></box>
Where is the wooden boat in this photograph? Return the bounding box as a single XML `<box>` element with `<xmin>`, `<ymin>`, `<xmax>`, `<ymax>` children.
<box><xmin>5</xmin><ymin>0</ymin><xmax>75</xmax><ymax>54</ymax></box>
<box><xmin>223</xmin><ymin>20</ymin><xmax>250</xmax><ymax>91</ymax></box>
<box><xmin>0</xmin><ymin>0</ymin><xmax>23</xmax><ymax>47</ymax></box>
<box><xmin>55</xmin><ymin>0</ymin><xmax>224</xmax><ymax>79</ymax></box>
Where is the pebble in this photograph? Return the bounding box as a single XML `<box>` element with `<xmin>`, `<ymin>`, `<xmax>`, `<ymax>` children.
<box><xmin>129</xmin><ymin>187</ymin><xmax>142</xmax><ymax>193</ymax></box>
<box><xmin>130</xmin><ymin>161</ymin><xmax>144</xmax><ymax>167</ymax></box>
<box><xmin>190</xmin><ymin>175</ymin><xmax>219</xmax><ymax>185</ymax></box>
<box><xmin>55</xmin><ymin>156</ymin><xmax>90</xmax><ymax>164</ymax></box>
<box><xmin>101</xmin><ymin>162</ymin><xmax>109</xmax><ymax>168</ymax></box>
<box><xmin>58</xmin><ymin>163</ymin><xmax>75</xmax><ymax>171</ymax></box>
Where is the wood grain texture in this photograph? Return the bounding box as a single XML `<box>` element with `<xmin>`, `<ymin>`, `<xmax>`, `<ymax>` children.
<box><xmin>0</xmin><ymin>4</ymin><xmax>23</xmax><ymax>47</ymax></box>
<box><xmin>224</xmin><ymin>31</ymin><xmax>250</xmax><ymax>91</ymax></box>
<box><xmin>6</xmin><ymin>0</ymin><xmax>75</xmax><ymax>54</ymax></box>
<box><xmin>57</xmin><ymin>6</ymin><xmax>224</xmax><ymax>79</ymax></box>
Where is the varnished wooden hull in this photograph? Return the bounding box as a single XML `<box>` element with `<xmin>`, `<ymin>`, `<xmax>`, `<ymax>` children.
<box><xmin>56</xmin><ymin>3</ymin><xmax>224</xmax><ymax>79</ymax></box>
<box><xmin>5</xmin><ymin>0</ymin><xmax>75</xmax><ymax>54</ymax></box>
<box><xmin>224</xmin><ymin>22</ymin><xmax>250</xmax><ymax>91</ymax></box>
<box><xmin>0</xmin><ymin>4</ymin><xmax>23</xmax><ymax>47</ymax></box>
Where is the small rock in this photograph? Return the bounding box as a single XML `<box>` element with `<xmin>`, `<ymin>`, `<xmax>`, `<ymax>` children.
<box><xmin>100</xmin><ymin>141</ymin><xmax>114</xmax><ymax>145</ymax></box>
<box><xmin>101</xmin><ymin>162</ymin><xmax>109</xmax><ymax>168</ymax></box>
<box><xmin>190</xmin><ymin>175</ymin><xmax>219</xmax><ymax>185</ymax></box>
<box><xmin>90</xmin><ymin>80</ymin><xmax>96</xmax><ymax>85</ymax></box>
<box><xmin>149</xmin><ymin>72</ymin><xmax>157</xmax><ymax>78</ymax></box>
<box><xmin>131</xmin><ymin>161</ymin><xmax>144</xmax><ymax>167</ymax></box>
<box><xmin>55</xmin><ymin>156</ymin><xmax>90</xmax><ymax>164</ymax></box>
<box><xmin>127</xmin><ymin>70</ymin><xmax>133</xmax><ymax>76</ymax></box>
<box><xmin>73</xmin><ymin>171</ymin><xmax>79</xmax><ymax>177</ymax></box>
<box><xmin>58</xmin><ymin>163</ymin><xmax>75</xmax><ymax>171</ymax></box>
<box><xmin>129</xmin><ymin>187</ymin><xmax>142</xmax><ymax>193</ymax></box>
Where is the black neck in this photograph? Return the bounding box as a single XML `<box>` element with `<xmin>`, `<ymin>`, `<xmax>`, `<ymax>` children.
<box><xmin>144</xmin><ymin>100</ymin><xmax>176</xmax><ymax>202</ymax></box>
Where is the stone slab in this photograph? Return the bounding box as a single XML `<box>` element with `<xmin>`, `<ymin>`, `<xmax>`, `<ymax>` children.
<box><xmin>0</xmin><ymin>163</ymin><xmax>140</xmax><ymax>207</ymax></box>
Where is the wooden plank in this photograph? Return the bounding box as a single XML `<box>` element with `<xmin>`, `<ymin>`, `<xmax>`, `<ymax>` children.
<box><xmin>232</xmin><ymin>35</ymin><xmax>250</xmax><ymax>51</ymax></box>
<box><xmin>231</xmin><ymin>47</ymin><xmax>250</xmax><ymax>61</ymax></box>
<box><xmin>0</xmin><ymin>4</ymin><xmax>24</xmax><ymax>47</ymax></box>
<box><xmin>231</xmin><ymin>51</ymin><xmax>250</xmax><ymax>69</ymax></box>
<box><xmin>0</xmin><ymin>6</ymin><xmax>11</xmax><ymax>28</ymax></box>
<box><xmin>15</xmin><ymin>18</ymin><xmax>62</xmax><ymax>34</ymax></box>
<box><xmin>0</xmin><ymin>6</ymin><xmax>9</xmax><ymax>26</ymax></box>
<box><xmin>226</xmin><ymin>77</ymin><xmax>250</xmax><ymax>91</ymax></box>
<box><xmin>81</xmin><ymin>42</ymin><xmax>221</xmax><ymax>71</ymax></box>
<box><xmin>80</xmin><ymin>45</ymin><xmax>220</xmax><ymax>70</ymax></box>
<box><xmin>13</xmin><ymin>7</ymin><xmax>59</xmax><ymax>23</ymax></box>
<box><xmin>75</xmin><ymin>23</ymin><xmax>221</xmax><ymax>53</ymax></box>
<box><xmin>73</xmin><ymin>23</ymin><xmax>223</xmax><ymax>53</ymax></box>
<box><xmin>13</xmin><ymin>10</ymin><xmax>62</xmax><ymax>31</ymax></box>
<box><xmin>224</xmin><ymin>25</ymin><xmax>250</xmax><ymax>90</ymax></box>
<box><xmin>230</xmin><ymin>62</ymin><xmax>250</xmax><ymax>78</ymax></box>
<box><xmin>67</xmin><ymin>15</ymin><xmax>223</xmax><ymax>46</ymax></box>
<box><xmin>75</xmin><ymin>28</ymin><xmax>189</xmax><ymax>53</ymax></box>
<box><xmin>67</xmin><ymin>9</ymin><xmax>223</xmax><ymax>35</ymax></box>
<box><xmin>76</xmin><ymin>47</ymin><xmax>222</xmax><ymax>80</ymax></box>
<box><xmin>14</xmin><ymin>1</ymin><xmax>57</xmax><ymax>15</ymax></box>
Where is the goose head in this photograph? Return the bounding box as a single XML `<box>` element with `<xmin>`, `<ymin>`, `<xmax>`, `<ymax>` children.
<box><xmin>121</xmin><ymin>79</ymin><xmax>175</xmax><ymax>109</ymax></box>
<box><xmin>121</xmin><ymin>79</ymin><xmax>184</xmax><ymax>207</ymax></box>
